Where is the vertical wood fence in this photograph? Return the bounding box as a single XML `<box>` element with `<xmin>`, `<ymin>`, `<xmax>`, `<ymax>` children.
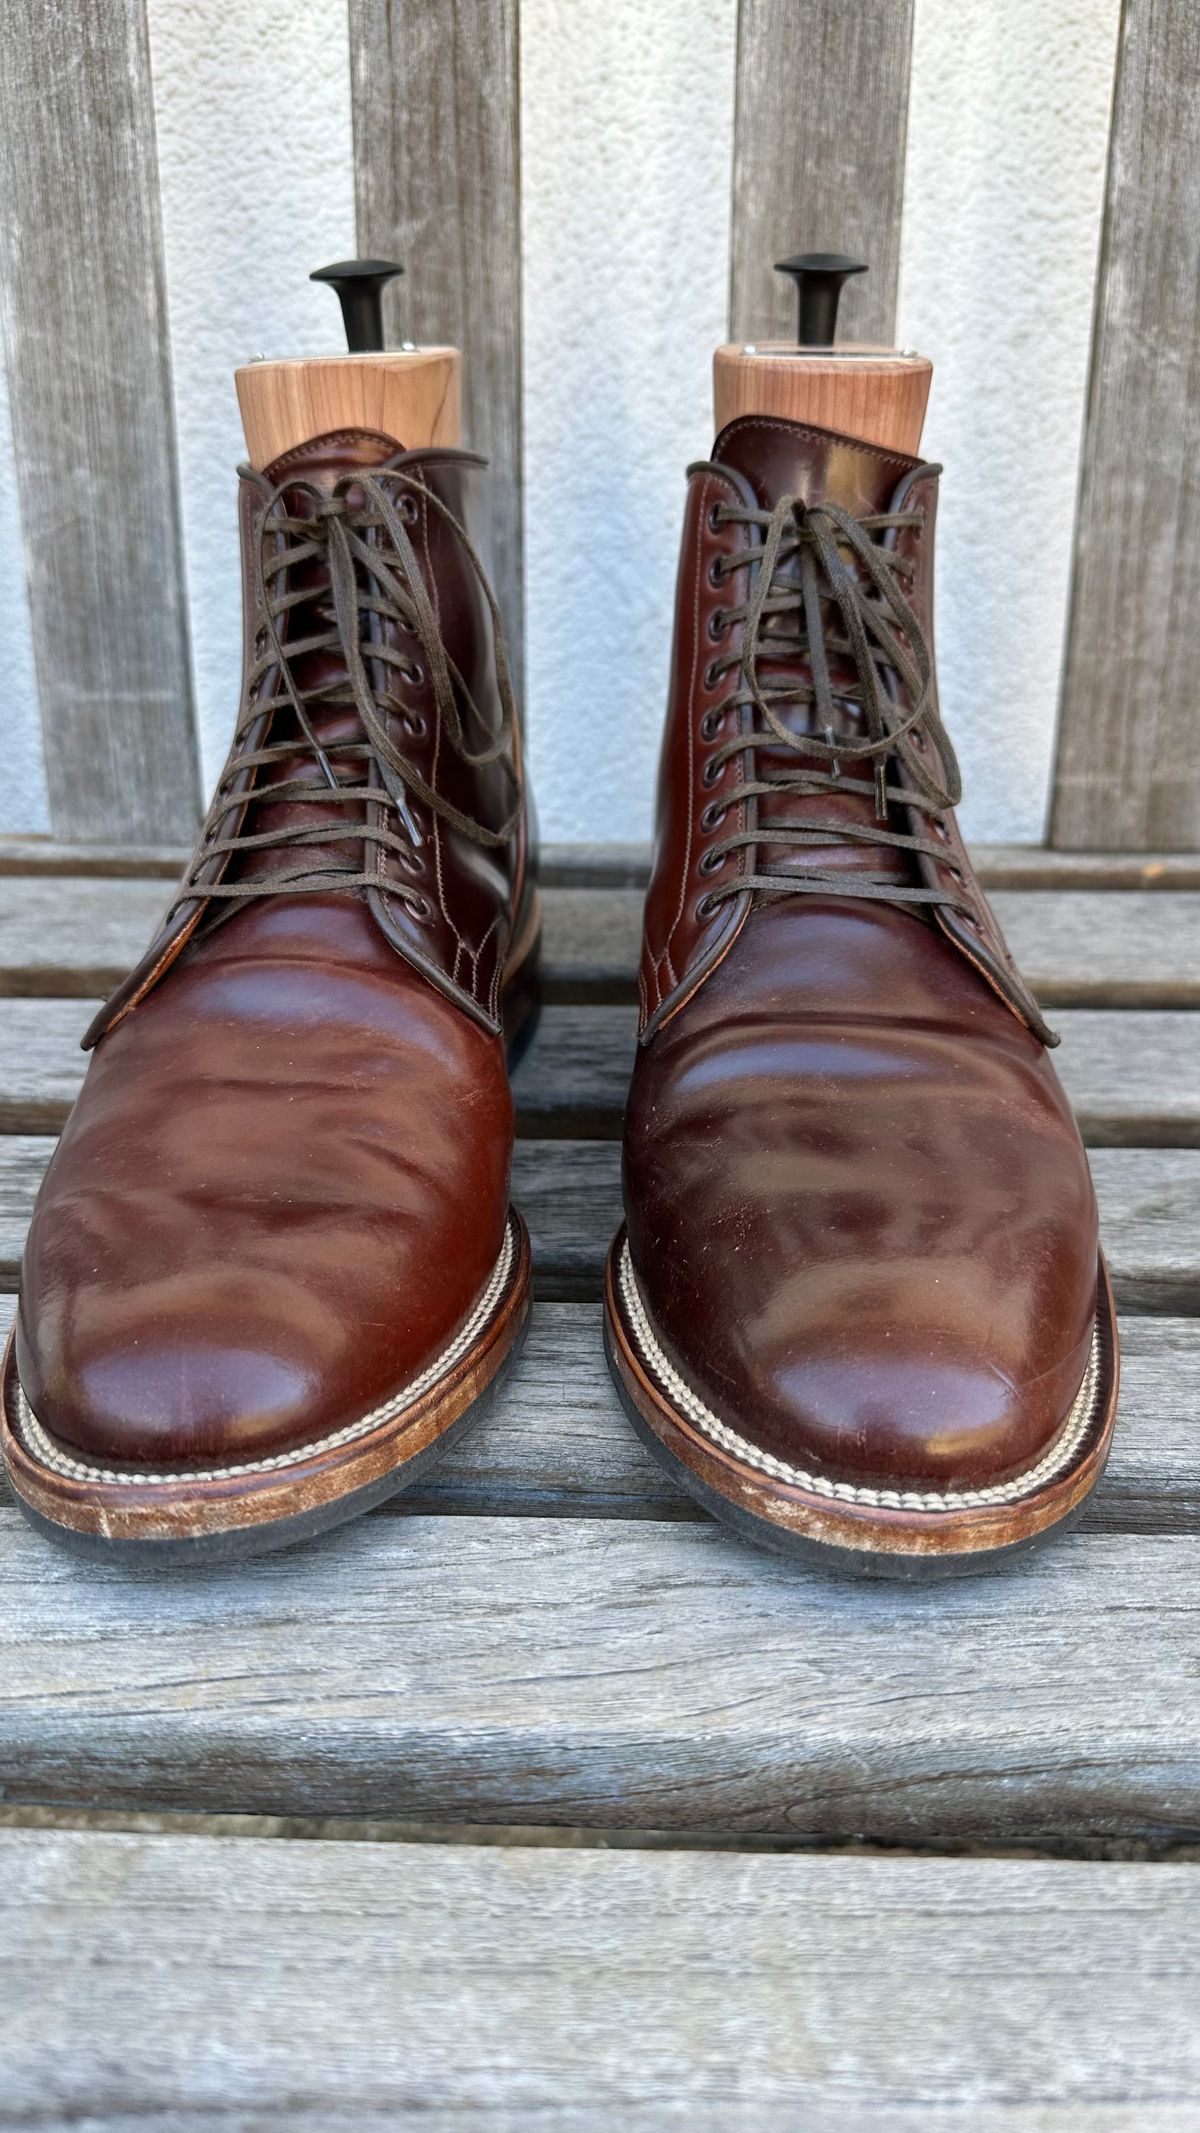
<box><xmin>1050</xmin><ymin>0</ymin><xmax>1200</xmax><ymax>850</ymax></box>
<box><xmin>0</xmin><ymin>0</ymin><xmax>1194</xmax><ymax>852</ymax></box>
<box><xmin>0</xmin><ymin>0</ymin><xmax>199</xmax><ymax>841</ymax></box>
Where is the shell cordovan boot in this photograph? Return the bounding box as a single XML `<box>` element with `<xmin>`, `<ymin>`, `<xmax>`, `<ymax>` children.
<box><xmin>605</xmin><ymin>255</ymin><xmax>1118</xmax><ymax>1575</ymax></box>
<box><xmin>2</xmin><ymin>260</ymin><xmax>539</xmax><ymax>1560</ymax></box>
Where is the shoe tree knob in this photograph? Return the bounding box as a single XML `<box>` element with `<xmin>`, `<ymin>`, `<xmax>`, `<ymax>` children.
<box><xmin>235</xmin><ymin>255</ymin><xmax>462</xmax><ymax>471</ymax></box>
<box><xmin>713</xmin><ymin>249</ymin><xmax>932</xmax><ymax>456</ymax></box>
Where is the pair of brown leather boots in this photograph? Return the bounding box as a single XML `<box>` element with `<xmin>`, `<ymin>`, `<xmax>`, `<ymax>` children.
<box><xmin>1</xmin><ymin>408</ymin><xmax>1118</xmax><ymax>1577</ymax></box>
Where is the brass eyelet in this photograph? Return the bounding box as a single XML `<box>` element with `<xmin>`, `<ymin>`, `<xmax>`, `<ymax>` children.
<box><xmin>701</xmin><ymin>756</ymin><xmax>725</xmax><ymax>788</ymax></box>
<box><xmin>700</xmin><ymin>800</ymin><xmax>727</xmax><ymax>832</ymax></box>
<box><xmin>707</xmin><ymin>608</ymin><xmax>727</xmax><ymax>641</ymax></box>
<box><xmin>696</xmin><ymin>892</ymin><xmax>720</xmax><ymax>922</ymax></box>
<box><xmin>699</xmin><ymin>705</ymin><xmax>724</xmax><ymax>738</ymax></box>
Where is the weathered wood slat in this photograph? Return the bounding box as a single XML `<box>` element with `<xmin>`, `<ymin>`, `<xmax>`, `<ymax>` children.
<box><xmin>7</xmin><ymin>838</ymin><xmax>1200</xmax><ymax>889</ymax></box>
<box><xmin>5</xmin><ymin>1831</ymin><xmax>1199</xmax><ymax>2128</ymax></box>
<box><xmin>1</xmin><ymin>1135</ymin><xmax>1197</xmax><ymax>1311</ymax></box>
<box><xmin>1052</xmin><ymin>0</ymin><xmax>1200</xmax><ymax>848</ymax></box>
<box><xmin>0</xmin><ymin>0</ymin><xmax>199</xmax><ymax>842</ymax></box>
<box><xmin>3</xmin><ymin>1499</ymin><xmax>1200</xmax><ymax>1840</ymax></box>
<box><xmin>3</xmin><ymin>996</ymin><xmax>1199</xmax><ymax>1148</ymax></box>
<box><xmin>349</xmin><ymin>0</ymin><xmax>524</xmax><ymax>678</ymax></box>
<box><xmin>730</xmin><ymin>0</ymin><xmax>914</xmax><ymax>347</ymax></box>
<box><xmin>1</xmin><ymin>1299</ymin><xmax>1195</xmax><ymax>1539</ymax></box>
<box><xmin>3</xmin><ymin>878</ymin><xmax>1199</xmax><ymax>1007</ymax></box>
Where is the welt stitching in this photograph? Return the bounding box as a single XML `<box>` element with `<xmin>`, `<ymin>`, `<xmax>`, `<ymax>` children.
<box><xmin>618</xmin><ymin>1241</ymin><xmax>1102</xmax><ymax>1512</ymax></box>
<box><xmin>14</xmin><ymin>1223</ymin><xmax>518</xmax><ymax>1488</ymax></box>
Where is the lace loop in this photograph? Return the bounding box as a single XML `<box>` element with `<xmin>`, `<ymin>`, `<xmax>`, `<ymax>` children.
<box><xmin>172</xmin><ymin>464</ymin><xmax>519</xmax><ymax>920</ymax></box>
<box><xmin>696</xmin><ymin>481</ymin><xmax>971</xmax><ymax>918</ymax></box>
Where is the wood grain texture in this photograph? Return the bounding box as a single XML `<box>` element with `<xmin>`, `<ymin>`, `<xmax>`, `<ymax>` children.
<box><xmin>349</xmin><ymin>0</ymin><xmax>524</xmax><ymax>678</ymax></box>
<box><xmin>1</xmin><ymin>1133</ymin><xmax>1198</xmax><ymax>1311</ymax></box>
<box><xmin>235</xmin><ymin>349</ymin><xmax>461</xmax><ymax>469</ymax></box>
<box><xmin>730</xmin><ymin>0</ymin><xmax>915</xmax><ymax>347</ymax></box>
<box><xmin>0</xmin><ymin>1299</ymin><xmax>1195</xmax><ymax>1537</ymax></box>
<box><xmin>1052</xmin><ymin>0</ymin><xmax>1200</xmax><ymax>848</ymax></box>
<box><xmin>5</xmin><ymin>1504</ymin><xmax>1200</xmax><ymax>1839</ymax></box>
<box><xmin>5</xmin><ymin>1831</ymin><xmax>1200</xmax><ymax>2127</ymax></box>
<box><xmin>3</xmin><ymin>994</ymin><xmax>1200</xmax><ymax>1148</ymax></box>
<box><xmin>713</xmin><ymin>346</ymin><xmax>931</xmax><ymax>453</ymax></box>
<box><xmin>0</xmin><ymin>0</ymin><xmax>200</xmax><ymax>842</ymax></box>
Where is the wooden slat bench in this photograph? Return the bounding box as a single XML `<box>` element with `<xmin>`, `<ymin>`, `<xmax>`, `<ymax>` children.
<box><xmin>1</xmin><ymin>840</ymin><xmax>1198</xmax><ymax>2125</ymax></box>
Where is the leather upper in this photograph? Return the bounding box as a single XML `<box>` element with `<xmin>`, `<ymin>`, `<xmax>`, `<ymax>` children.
<box><xmin>17</xmin><ymin>430</ymin><xmax>528</xmax><ymax>1467</ymax></box>
<box><xmin>624</xmin><ymin>414</ymin><xmax>1101</xmax><ymax>1494</ymax></box>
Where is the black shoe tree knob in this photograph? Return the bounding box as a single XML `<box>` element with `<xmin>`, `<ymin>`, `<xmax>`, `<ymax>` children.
<box><xmin>774</xmin><ymin>253</ymin><xmax>867</xmax><ymax>347</ymax></box>
<box><xmin>310</xmin><ymin>258</ymin><xmax>405</xmax><ymax>354</ymax></box>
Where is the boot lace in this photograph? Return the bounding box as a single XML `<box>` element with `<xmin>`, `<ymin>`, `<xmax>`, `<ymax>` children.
<box><xmin>695</xmin><ymin>486</ymin><xmax>970</xmax><ymax>917</ymax></box>
<box><xmin>171</xmin><ymin>466</ymin><xmax>519</xmax><ymax>921</ymax></box>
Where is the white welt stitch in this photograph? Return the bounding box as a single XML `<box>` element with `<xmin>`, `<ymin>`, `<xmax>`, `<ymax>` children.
<box><xmin>14</xmin><ymin>1222</ymin><xmax>518</xmax><ymax>1490</ymax></box>
<box><xmin>618</xmin><ymin>1241</ymin><xmax>1102</xmax><ymax>1513</ymax></box>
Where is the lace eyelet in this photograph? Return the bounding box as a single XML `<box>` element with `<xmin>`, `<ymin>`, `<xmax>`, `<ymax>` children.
<box><xmin>401</xmin><ymin>709</ymin><xmax>427</xmax><ymax>738</ymax></box>
<box><xmin>707</xmin><ymin>504</ymin><xmax>725</xmax><ymax>534</ymax></box>
<box><xmin>707</xmin><ymin>555</ymin><xmax>725</xmax><ymax>588</ymax></box>
<box><xmin>699</xmin><ymin>847</ymin><xmax>725</xmax><ymax>875</ymax></box>
<box><xmin>931</xmin><ymin>817</ymin><xmax>949</xmax><ymax>841</ymax></box>
<box><xmin>405</xmin><ymin>891</ymin><xmax>432</xmax><ymax>922</ymax></box>
<box><xmin>700</xmin><ymin>702</ymin><xmax>724</xmax><ymax>736</ymax></box>
<box><xmin>696</xmin><ymin>892</ymin><xmax>720</xmax><ymax>922</ymax></box>
<box><xmin>397</xmin><ymin>846</ymin><xmax>425</xmax><ymax>876</ymax></box>
<box><xmin>700</xmin><ymin>800</ymin><xmax>727</xmax><ymax>832</ymax></box>
<box><xmin>707</xmin><ymin>608</ymin><xmax>727</xmax><ymax>642</ymax></box>
<box><xmin>701</xmin><ymin>756</ymin><xmax>725</xmax><ymax>788</ymax></box>
<box><xmin>398</xmin><ymin>494</ymin><xmax>419</xmax><ymax>525</ymax></box>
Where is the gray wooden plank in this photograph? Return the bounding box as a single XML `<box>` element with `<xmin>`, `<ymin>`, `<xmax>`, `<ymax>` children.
<box><xmin>730</xmin><ymin>0</ymin><xmax>914</xmax><ymax>346</ymax></box>
<box><xmin>0</xmin><ymin>0</ymin><xmax>200</xmax><ymax>842</ymax></box>
<box><xmin>4</xmin><ymin>1831</ymin><xmax>1199</xmax><ymax>2128</ymax></box>
<box><xmin>2</xmin><ymin>996</ymin><xmax>1198</xmax><ymax>1147</ymax></box>
<box><xmin>548</xmin><ymin>888</ymin><xmax>1200</xmax><ymax>1009</ymax></box>
<box><xmin>1052</xmin><ymin>0</ymin><xmax>1200</xmax><ymax>849</ymax></box>
<box><xmin>0</xmin><ymin>1135</ymin><xmax>1197</xmax><ymax>1312</ymax></box>
<box><xmin>4</xmin><ymin>1500</ymin><xmax>1200</xmax><ymax>1840</ymax></box>
<box><xmin>1</xmin><ymin>1297</ymin><xmax>1195</xmax><ymax>1539</ymax></box>
<box><xmin>2</xmin><ymin>879</ymin><xmax>1199</xmax><ymax>1007</ymax></box>
<box><xmin>349</xmin><ymin>0</ymin><xmax>524</xmax><ymax>681</ymax></box>
<box><xmin>0</xmin><ymin>838</ymin><xmax>190</xmax><ymax>879</ymax></box>
<box><xmin>8</xmin><ymin>838</ymin><xmax>1200</xmax><ymax>889</ymax></box>
<box><xmin>544</xmin><ymin>844</ymin><xmax>1200</xmax><ymax>893</ymax></box>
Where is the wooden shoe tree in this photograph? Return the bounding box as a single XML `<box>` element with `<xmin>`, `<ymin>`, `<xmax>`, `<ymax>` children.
<box><xmin>235</xmin><ymin>258</ymin><xmax>461</xmax><ymax>470</ymax></box>
<box><xmin>713</xmin><ymin>253</ymin><xmax>931</xmax><ymax>457</ymax></box>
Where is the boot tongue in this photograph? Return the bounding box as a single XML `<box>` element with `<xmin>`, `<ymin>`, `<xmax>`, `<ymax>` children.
<box><xmin>235</xmin><ymin>428</ymin><xmax>406</xmax><ymax>890</ymax></box>
<box><xmin>713</xmin><ymin>413</ymin><xmax>916</xmax><ymax>517</ymax></box>
<box><xmin>711</xmin><ymin>414</ymin><xmax>921</xmax><ymax>893</ymax></box>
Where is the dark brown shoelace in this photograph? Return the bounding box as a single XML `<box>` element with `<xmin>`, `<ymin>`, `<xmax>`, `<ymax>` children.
<box><xmin>694</xmin><ymin>482</ymin><xmax>971</xmax><ymax>918</ymax></box>
<box><xmin>171</xmin><ymin>467</ymin><xmax>519</xmax><ymax>922</ymax></box>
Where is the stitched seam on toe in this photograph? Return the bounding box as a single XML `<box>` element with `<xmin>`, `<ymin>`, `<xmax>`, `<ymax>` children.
<box><xmin>14</xmin><ymin>1221</ymin><xmax>518</xmax><ymax>1489</ymax></box>
<box><xmin>618</xmin><ymin>1240</ymin><xmax>1102</xmax><ymax>1512</ymax></box>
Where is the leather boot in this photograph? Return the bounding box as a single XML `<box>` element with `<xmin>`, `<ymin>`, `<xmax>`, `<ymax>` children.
<box><xmin>605</xmin><ymin>415</ymin><xmax>1118</xmax><ymax>1575</ymax></box>
<box><xmin>3</xmin><ymin>431</ymin><xmax>537</xmax><ymax>1559</ymax></box>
